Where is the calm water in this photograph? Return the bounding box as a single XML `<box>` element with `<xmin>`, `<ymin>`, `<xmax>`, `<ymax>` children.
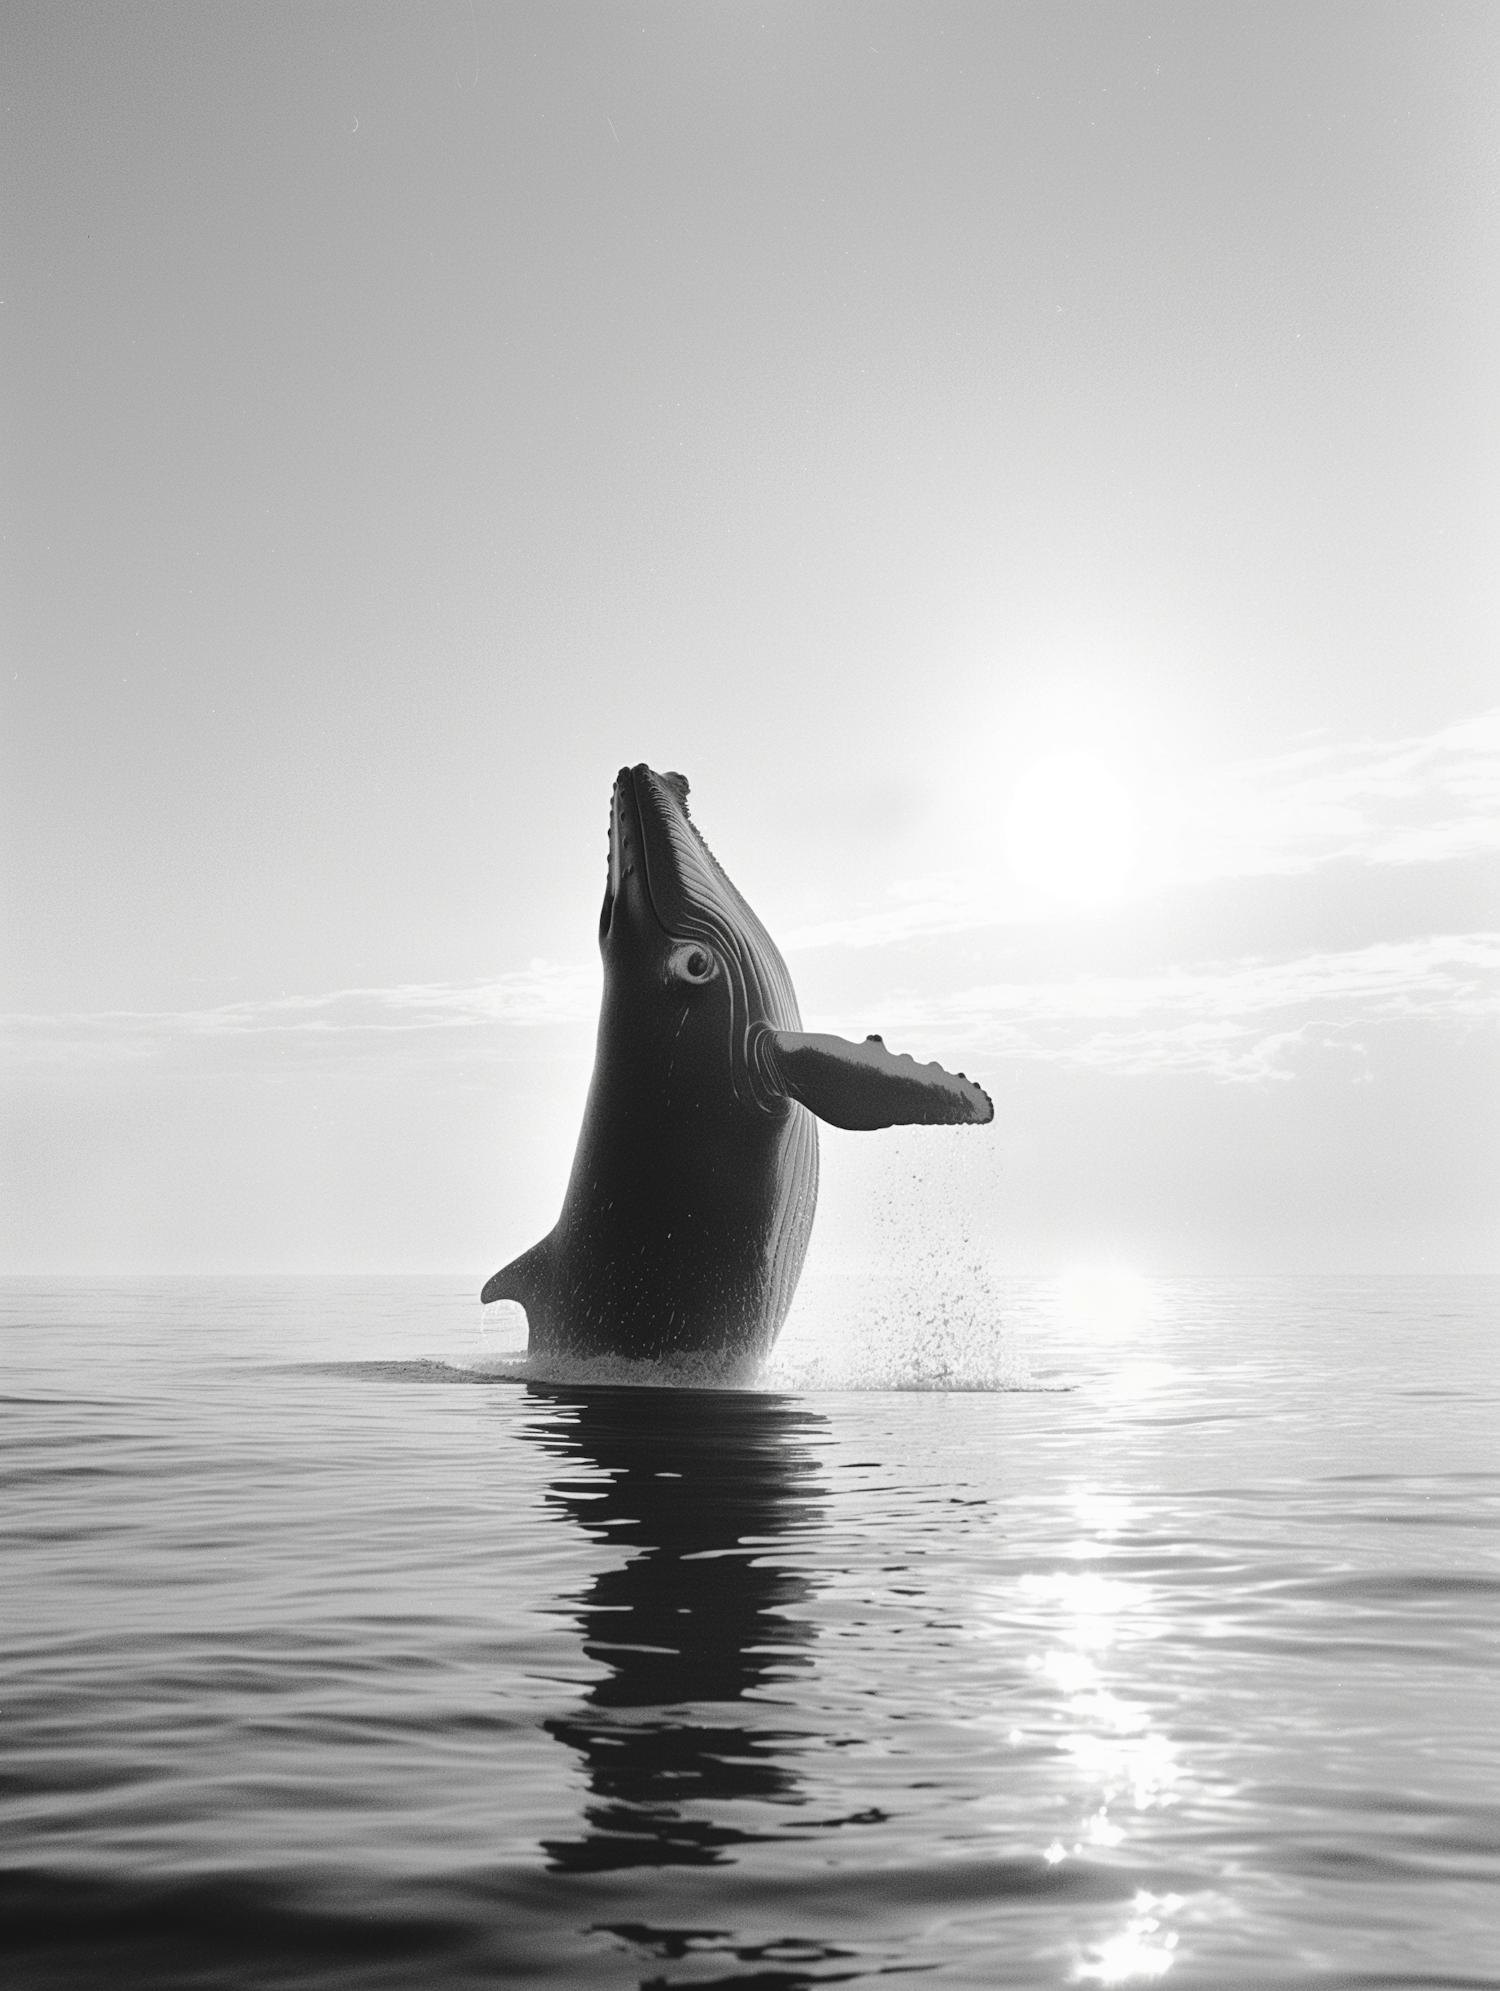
<box><xmin>3</xmin><ymin>1273</ymin><xmax>1497</xmax><ymax>1988</ymax></box>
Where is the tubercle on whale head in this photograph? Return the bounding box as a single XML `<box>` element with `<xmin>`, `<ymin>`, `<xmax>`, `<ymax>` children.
<box><xmin>602</xmin><ymin>766</ymin><xmax>686</xmax><ymax>923</ymax></box>
<box><xmin>600</xmin><ymin>765</ymin><xmax>635</xmax><ymax>942</ymax></box>
<box><xmin>600</xmin><ymin>763</ymin><xmax>711</xmax><ymax>950</ymax></box>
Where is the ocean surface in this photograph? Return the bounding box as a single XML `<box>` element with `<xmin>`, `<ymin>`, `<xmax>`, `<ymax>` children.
<box><xmin>3</xmin><ymin>1272</ymin><xmax>1497</xmax><ymax>1989</ymax></box>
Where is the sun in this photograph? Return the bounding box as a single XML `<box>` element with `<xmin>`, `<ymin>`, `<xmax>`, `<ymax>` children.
<box><xmin>1004</xmin><ymin>753</ymin><xmax>1137</xmax><ymax>905</ymax></box>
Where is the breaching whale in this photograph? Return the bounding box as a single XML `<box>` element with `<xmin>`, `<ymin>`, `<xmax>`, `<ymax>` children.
<box><xmin>482</xmin><ymin>764</ymin><xmax>992</xmax><ymax>1377</ymax></box>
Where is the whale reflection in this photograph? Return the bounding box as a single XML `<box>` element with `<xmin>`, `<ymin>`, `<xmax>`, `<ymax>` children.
<box><xmin>523</xmin><ymin>1384</ymin><xmax>826</xmax><ymax>1872</ymax></box>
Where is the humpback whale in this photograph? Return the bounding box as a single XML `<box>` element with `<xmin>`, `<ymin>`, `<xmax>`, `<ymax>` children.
<box><xmin>482</xmin><ymin>765</ymin><xmax>992</xmax><ymax>1377</ymax></box>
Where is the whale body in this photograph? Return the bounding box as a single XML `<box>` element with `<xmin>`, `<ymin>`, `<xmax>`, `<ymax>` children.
<box><xmin>482</xmin><ymin>764</ymin><xmax>992</xmax><ymax>1377</ymax></box>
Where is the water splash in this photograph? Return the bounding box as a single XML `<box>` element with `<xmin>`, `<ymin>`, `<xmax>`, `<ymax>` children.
<box><xmin>473</xmin><ymin>1271</ymin><xmax>1041</xmax><ymax>1393</ymax></box>
<box><xmin>762</xmin><ymin>1269</ymin><xmax>1038</xmax><ymax>1391</ymax></box>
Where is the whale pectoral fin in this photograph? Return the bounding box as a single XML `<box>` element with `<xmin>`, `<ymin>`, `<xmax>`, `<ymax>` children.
<box><xmin>480</xmin><ymin>1236</ymin><xmax>554</xmax><ymax>1312</ymax></box>
<box><xmin>765</xmin><ymin>1030</ymin><xmax>994</xmax><ymax>1131</ymax></box>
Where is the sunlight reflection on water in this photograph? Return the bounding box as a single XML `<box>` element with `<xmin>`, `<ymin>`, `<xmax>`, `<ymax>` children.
<box><xmin>1075</xmin><ymin>1894</ymin><xmax>1183</xmax><ymax>1984</ymax></box>
<box><xmin>1007</xmin><ymin>1489</ymin><xmax>1186</xmax><ymax>1983</ymax></box>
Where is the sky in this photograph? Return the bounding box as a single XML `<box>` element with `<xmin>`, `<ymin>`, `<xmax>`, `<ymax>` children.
<box><xmin>2</xmin><ymin>1</ymin><xmax>1497</xmax><ymax>1276</ymax></box>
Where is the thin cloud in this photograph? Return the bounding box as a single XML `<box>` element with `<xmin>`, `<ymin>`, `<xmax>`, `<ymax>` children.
<box><xmin>3</xmin><ymin>960</ymin><xmax>600</xmax><ymax>1074</ymax></box>
<box><xmin>781</xmin><ymin>871</ymin><xmax>988</xmax><ymax>953</ymax></box>
<box><xmin>8</xmin><ymin>937</ymin><xmax>1496</xmax><ymax>1088</ymax></box>
<box><xmin>780</xmin><ymin>709</ymin><xmax>1500</xmax><ymax>952</ymax></box>
<box><xmin>825</xmin><ymin>933</ymin><xmax>1500</xmax><ymax>1083</ymax></box>
<box><xmin>1164</xmin><ymin>708</ymin><xmax>1500</xmax><ymax>883</ymax></box>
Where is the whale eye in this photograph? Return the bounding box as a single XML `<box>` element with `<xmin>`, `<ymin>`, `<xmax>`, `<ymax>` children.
<box><xmin>670</xmin><ymin>942</ymin><xmax>717</xmax><ymax>984</ymax></box>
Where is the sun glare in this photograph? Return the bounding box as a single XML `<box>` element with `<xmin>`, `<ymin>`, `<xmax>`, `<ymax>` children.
<box><xmin>1056</xmin><ymin>1270</ymin><xmax>1153</xmax><ymax>1339</ymax></box>
<box><xmin>1004</xmin><ymin>754</ymin><xmax>1137</xmax><ymax>905</ymax></box>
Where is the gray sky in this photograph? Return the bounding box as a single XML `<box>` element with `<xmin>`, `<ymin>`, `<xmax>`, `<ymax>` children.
<box><xmin>3</xmin><ymin>2</ymin><xmax>1497</xmax><ymax>1274</ymax></box>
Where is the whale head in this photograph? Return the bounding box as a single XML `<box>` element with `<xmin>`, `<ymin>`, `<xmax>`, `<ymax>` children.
<box><xmin>600</xmin><ymin>763</ymin><xmax>799</xmax><ymax>1115</ymax></box>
